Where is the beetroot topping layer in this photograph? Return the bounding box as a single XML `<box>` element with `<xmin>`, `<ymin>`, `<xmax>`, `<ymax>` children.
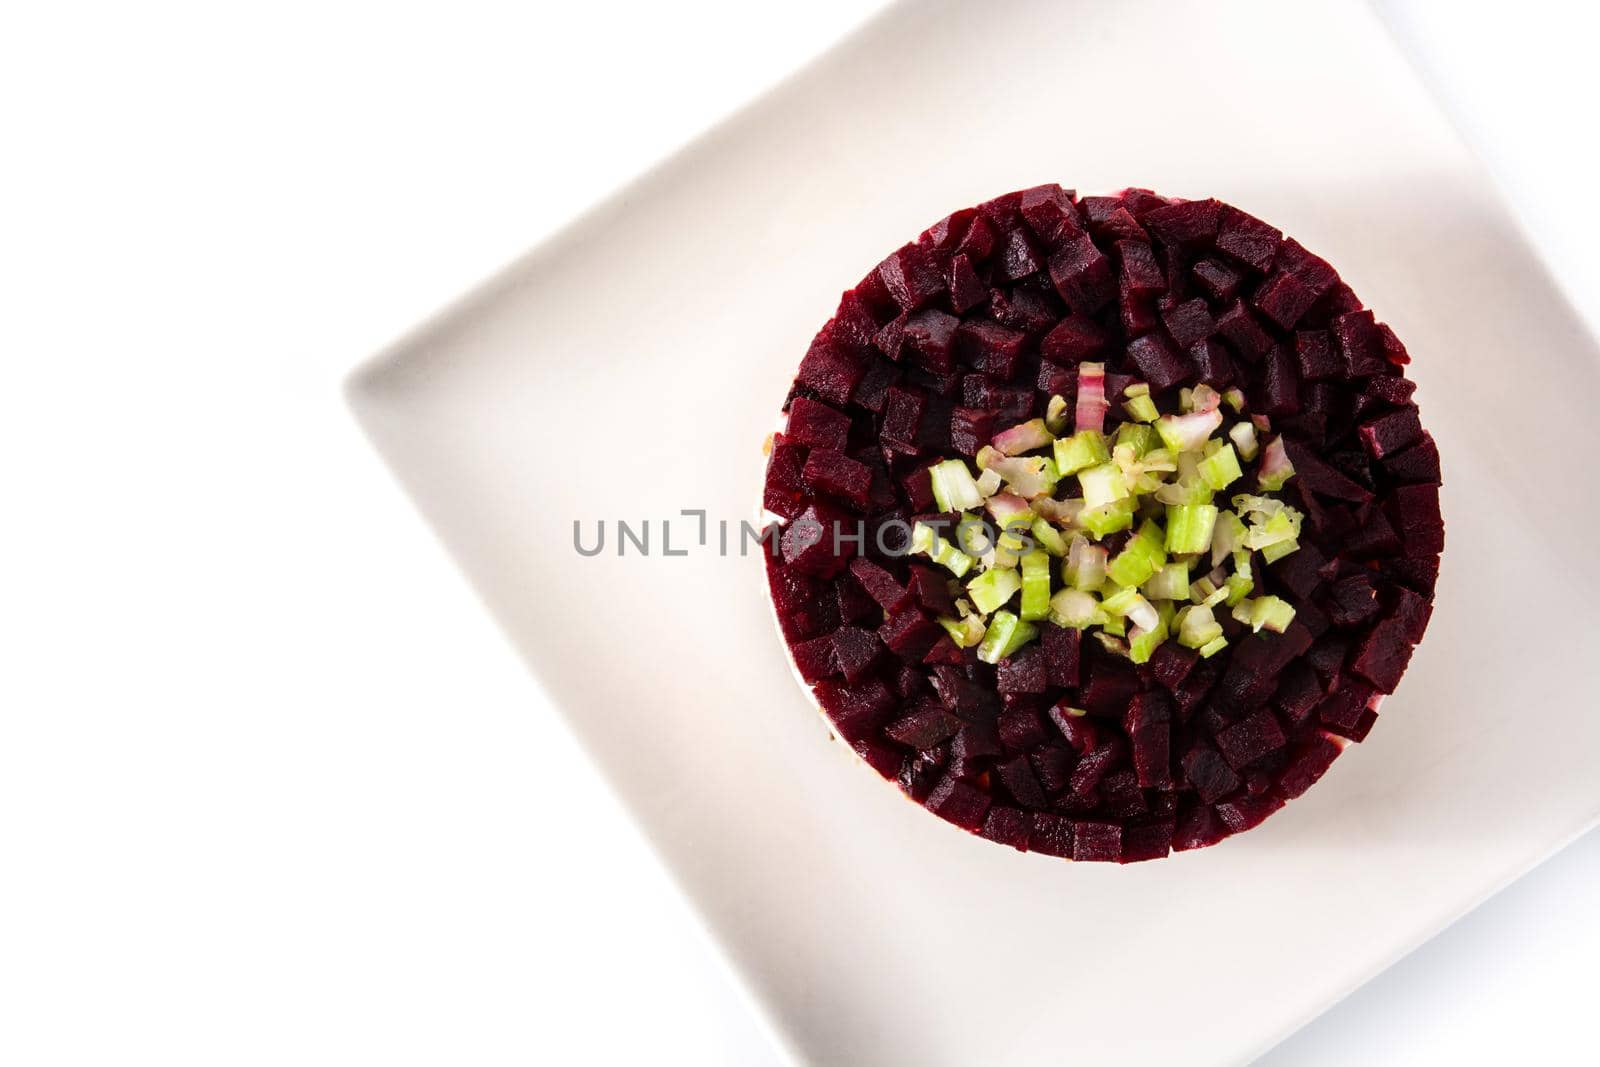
<box><xmin>763</xmin><ymin>186</ymin><xmax>1443</xmax><ymax>863</ymax></box>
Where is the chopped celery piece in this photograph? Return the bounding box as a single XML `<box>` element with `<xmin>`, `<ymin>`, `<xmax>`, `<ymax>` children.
<box><xmin>1080</xmin><ymin>499</ymin><xmax>1135</xmax><ymax>537</ymax></box>
<box><xmin>912</xmin><ymin>521</ymin><xmax>975</xmax><ymax>578</ymax></box>
<box><xmin>1228</xmin><ymin>421</ymin><xmax>1259</xmax><ymax>461</ymax></box>
<box><xmin>1143</xmin><ymin>561</ymin><xmax>1191</xmax><ymax>601</ymax></box>
<box><xmin>1065</xmin><ymin>535</ymin><xmax>1108</xmax><ymax>591</ymax></box>
<box><xmin>1225</xmin><ymin>572</ymin><xmax>1254</xmax><ymax>606</ymax></box>
<box><xmin>967</xmin><ymin>568</ymin><xmax>1022</xmax><ymax>614</ymax></box>
<box><xmin>1261</xmin><ymin>537</ymin><xmax>1299</xmax><ymax>564</ymax></box>
<box><xmin>1100</xmin><ymin>612</ymin><xmax>1126</xmax><ymax>637</ymax></box>
<box><xmin>1123</xmin><ymin>392</ymin><xmax>1159</xmax><ymax>423</ymax></box>
<box><xmin>990</xmin><ymin>455</ymin><xmax>1060</xmax><ymax>498</ymax></box>
<box><xmin>977</xmin><ymin>610</ymin><xmax>1038</xmax><ymax>664</ymax></box>
<box><xmin>1115</xmin><ymin>422</ymin><xmax>1159</xmax><ymax>457</ymax></box>
<box><xmin>1190</xmin><ymin>575</ymin><xmax>1219</xmax><ymax>603</ymax></box>
<box><xmin>976</xmin><ymin>445</ymin><xmax>999</xmax><ymax>471</ymax></box>
<box><xmin>1189</xmin><ymin>384</ymin><xmax>1222</xmax><ymax>414</ymax></box>
<box><xmin>1048</xmin><ymin>588</ymin><xmax>1106</xmax><ymax>629</ymax></box>
<box><xmin>1155</xmin><ymin>409</ymin><xmax>1223</xmax><ymax>454</ymax></box>
<box><xmin>1198</xmin><ymin>441</ymin><xmax>1243</xmax><ymax>491</ymax></box>
<box><xmin>975</xmin><ymin>467</ymin><xmax>1003</xmax><ymax>497</ymax></box>
<box><xmin>1165</xmin><ymin>504</ymin><xmax>1219</xmax><ymax>555</ymax></box>
<box><xmin>955</xmin><ymin>514</ymin><xmax>992</xmax><ymax>556</ymax></box>
<box><xmin>929</xmin><ymin>459</ymin><xmax>984</xmax><ymax>512</ymax></box>
<box><xmin>1030</xmin><ymin>518</ymin><xmax>1068</xmax><ymax>557</ymax></box>
<box><xmin>1237</xmin><ymin>595</ymin><xmax>1296</xmax><ymax>633</ymax></box>
<box><xmin>1210</xmin><ymin>509</ymin><xmax>1249</xmax><ymax>566</ymax></box>
<box><xmin>1198</xmin><ymin>634</ymin><xmax>1229</xmax><ymax>658</ymax></box>
<box><xmin>993</xmin><ymin>418</ymin><xmax>1055</xmax><ymax>455</ymax></box>
<box><xmin>1257</xmin><ymin>435</ymin><xmax>1295</xmax><ymax>491</ymax></box>
<box><xmin>1045</xmin><ymin>394</ymin><xmax>1070</xmax><ymax>436</ymax></box>
<box><xmin>1102</xmin><ymin>586</ymin><xmax>1158</xmax><ymax>630</ymax></box>
<box><xmin>1244</xmin><ymin>508</ymin><xmax>1300</xmax><ymax>550</ymax></box>
<box><xmin>1222</xmin><ymin>387</ymin><xmax>1246</xmax><ymax>413</ymax></box>
<box><xmin>938</xmin><ymin>614</ymin><xmax>986</xmax><ymax>648</ymax></box>
<box><xmin>1128</xmin><ymin>616</ymin><xmax>1169</xmax><ymax>664</ymax></box>
<box><xmin>1125</xmin><ymin>382</ymin><xmax>1151</xmax><ymax>397</ymax></box>
<box><xmin>1095</xmin><ymin>632</ymin><xmax>1129</xmax><ymax>656</ymax></box>
<box><xmin>1053</xmin><ymin>430</ymin><xmax>1110</xmax><ymax>475</ymax></box>
<box><xmin>1078</xmin><ymin>462</ymin><xmax>1128</xmax><ymax>509</ymax></box>
<box><xmin>1019</xmin><ymin>550</ymin><xmax>1052</xmax><ymax>622</ymax></box>
<box><xmin>1108</xmin><ymin>520</ymin><xmax>1167</xmax><ymax>588</ymax></box>
<box><xmin>1176</xmin><ymin>603</ymin><xmax>1224</xmax><ymax>649</ymax></box>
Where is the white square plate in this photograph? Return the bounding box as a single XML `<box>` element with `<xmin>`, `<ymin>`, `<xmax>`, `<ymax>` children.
<box><xmin>347</xmin><ymin>1</ymin><xmax>1600</xmax><ymax>1062</ymax></box>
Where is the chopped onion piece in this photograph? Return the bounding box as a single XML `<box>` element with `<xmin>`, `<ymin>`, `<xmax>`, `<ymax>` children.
<box><xmin>989</xmin><ymin>455</ymin><xmax>1060</xmax><ymax>499</ymax></box>
<box><xmin>1045</xmin><ymin>394</ymin><xmax>1070</xmax><ymax>436</ymax></box>
<box><xmin>1190</xmin><ymin>383</ymin><xmax>1222</xmax><ymax>414</ymax></box>
<box><xmin>1223</xmin><ymin>387</ymin><xmax>1246</xmax><ymax>413</ymax></box>
<box><xmin>1078</xmin><ymin>462</ymin><xmax>1129</xmax><ymax>509</ymax></box>
<box><xmin>938</xmin><ymin>614</ymin><xmax>987</xmax><ymax>648</ymax></box>
<box><xmin>1074</xmin><ymin>362</ymin><xmax>1108</xmax><ymax>433</ymax></box>
<box><xmin>993</xmin><ymin>418</ymin><xmax>1055</xmax><ymax>456</ymax></box>
<box><xmin>1065</xmin><ymin>535</ymin><xmax>1108</xmax><ymax>591</ymax></box>
<box><xmin>1155</xmin><ymin>408</ymin><xmax>1224</xmax><ymax>454</ymax></box>
<box><xmin>1257</xmin><ymin>435</ymin><xmax>1296</xmax><ymax>491</ymax></box>
<box><xmin>1094</xmin><ymin>631</ymin><xmax>1129</xmax><ymax>656</ymax></box>
<box><xmin>975</xmin><ymin>467</ymin><xmax>1003</xmax><ymax>497</ymax></box>
<box><xmin>1143</xmin><ymin>561</ymin><xmax>1191</xmax><ymax>601</ymax></box>
<box><xmin>975</xmin><ymin>445</ymin><xmax>1000</xmax><ymax>471</ymax></box>
<box><xmin>1228</xmin><ymin>421</ymin><xmax>1259</xmax><ymax>461</ymax></box>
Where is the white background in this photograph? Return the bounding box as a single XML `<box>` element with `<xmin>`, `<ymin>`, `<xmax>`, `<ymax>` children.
<box><xmin>2</xmin><ymin>2</ymin><xmax>1596</xmax><ymax>1064</ymax></box>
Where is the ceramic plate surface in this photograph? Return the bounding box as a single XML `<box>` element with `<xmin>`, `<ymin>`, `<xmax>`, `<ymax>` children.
<box><xmin>348</xmin><ymin>1</ymin><xmax>1600</xmax><ymax>1062</ymax></box>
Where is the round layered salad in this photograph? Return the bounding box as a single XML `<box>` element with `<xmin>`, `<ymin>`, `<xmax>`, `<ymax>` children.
<box><xmin>762</xmin><ymin>185</ymin><xmax>1443</xmax><ymax>862</ymax></box>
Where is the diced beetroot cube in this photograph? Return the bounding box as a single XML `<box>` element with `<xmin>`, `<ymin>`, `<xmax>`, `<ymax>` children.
<box><xmin>899</xmin><ymin>464</ymin><xmax>934</xmax><ymax>512</ymax></box>
<box><xmin>830</xmin><ymin>290</ymin><xmax>885</xmax><ymax>354</ymax></box>
<box><xmin>878</xmin><ymin>606</ymin><xmax>943</xmax><ymax>661</ymax></box>
<box><xmin>885</xmin><ymin>702</ymin><xmax>964</xmax><ymax>749</ymax></box>
<box><xmin>836</xmin><ymin>566</ymin><xmax>882</xmax><ymax>625</ymax></box>
<box><xmin>961</xmin><ymin>376</ymin><xmax>1034</xmax><ymax>423</ymax></box>
<box><xmin>954</xmin><ymin>319</ymin><xmax>1028</xmax><ymax>379</ymax></box>
<box><xmin>1316</xmin><ymin>677</ymin><xmax>1375</xmax><ymax>730</ymax></box>
<box><xmin>848</xmin><ymin>558</ymin><xmax>912</xmax><ymax>615</ymax></box>
<box><xmin>1048</xmin><ymin>703</ymin><xmax>1097</xmax><ymax>753</ymax></box>
<box><xmin>1254</xmin><ymin>344</ymin><xmax>1301</xmax><ymax>415</ymax></box>
<box><xmin>930</xmin><ymin>665</ymin><xmax>1002</xmax><ymax>720</ymax></box>
<box><xmin>1019</xmin><ymin>183</ymin><xmax>1082</xmax><ymax>246</ymax></box>
<box><xmin>1307</xmin><ymin>635</ymin><xmax>1349</xmax><ymax>687</ymax></box>
<box><xmin>1378</xmin><ymin>321</ymin><xmax>1411</xmax><ymax>365</ymax></box>
<box><xmin>904</xmin><ymin>309</ymin><xmax>960</xmax><ymax>375</ymax></box>
<box><xmin>814</xmin><ymin>677</ymin><xmax>894</xmax><ymax>742</ymax></box>
<box><xmin>1215</xmin><ymin>299</ymin><xmax>1273</xmax><ymax>360</ymax></box>
<box><xmin>947</xmin><ymin>253</ymin><xmax>987</xmax><ymax>313</ymax></box>
<box><xmin>1283</xmin><ymin>437</ymin><xmax>1374</xmax><ymax>502</ymax></box>
<box><xmin>791</xmin><ymin>634</ymin><xmax>837</xmax><ymax>683</ymax></box>
<box><xmin>850</xmin><ymin>357</ymin><xmax>900</xmax><ymax>414</ymax></box>
<box><xmin>897</xmin><ymin>748</ymin><xmax>945</xmax><ymax>801</ymax></box>
<box><xmin>996</xmin><ymin>645</ymin><xmax>1048</xmax><ymax>695</ymax></box>
<box><xmin>1080</xmin><ymin>660</ymin><xmax>1142</xmax><ymax>717</ymax></box>
<box><xmin>796</xmin><ymin>335</ymin><xmax>867</xmax><ymax>406</ymax></box>
<box><xmin>1130</xmin><ymin>723</ymin><xmax>1172</xmax><ymax>790</ymax></box>
<box><xmin>1333</xmin><ymin>310</ymin><xmax>1389</xmax><ymax>378</ymax></box>
<box><xmin>1359</xmin><ymin>409</ymin><xmax>1424</xmax><ymax>463</ymax></box>
<box><xmin>1048</xmin><ymin>234</ymin><xmax>1116</xmax><ymax>312</ymax></box>
<box><xmin>1069</xmin><ymin>735</ymin><xmax>1125</xmax><ymax>795</ymax></box>
<box><xmin>1162</xmin><ymin>297</ymin><xmax>1217</xmax><ymax>348</ymax></box>
<box><xmin>922</xmin><ymin>635</ymin><xmax>964</xmax><ymax>666</ymax></box>
<box><xmin>948</xmin><ymin>406</ymin><xmax>997</xmax><ymax>457</ymax></box>
<box><xmin>763</xmin><ymin>435</ymin><xmax>809</xmax><ymax>519</ymax></box>
<box><xmin>1384</xmin><ymin>432</ymin><xmax>1441</xmax><ymax>485</ymax></box>
<box><xmin>1191</xmin><ymin>256</ymin><xmax>1244</xmax><ymax>303</ymax></box>
<box><xmin>781</xmin><ymin>501</ymin><xmax>859</xmax><ymax>577</ymax></box>
<box><xmin>1295</xmin><ymin>329</ymin><xmax>1340</xmax><ymax>381</ymax></box>
<box><xmin>906</xmin><ymin>564</ymin><xmax>955</xmax><ymax>616</ymax></box>
<box><xmin>1277</xmin><ymin>238</ymin><xmax>1338</xmax><ymax>297</ymax></box>
<box><xmin>767</xmin><ymin>553</ymin><xmax>840</xmax><ymax>642</ymax></box>
<box><xmin>1351</xmin><ymin>618</ymin><xmax>1416</xmax><ymax>694</ymax></box>
<box><xmin>1173</xmin><ymin>803</ymin><xmax>1228</xmax><ymax>851</ymax></box>
<box><xmin>1118</xmin><ymin>239</ymin><xmax>1166</xmax><ymax>298</ymax></box>
<box><xmin>1092</xmin><ymin>206</ymin><xmax>1147</xmax><ymax>243</ymax></box>
<box><xmin>1387</xmin><ymin>483</ymin><xmax>1445</xmax><ymax>556</ymax></box>
<box><xmin>1099</xmin><ymin>770</ymin><xmax>1148</xmax><ymax>818</ymax></box>
<box><xmin>831</xmin><ymin>626</ymin><xmax>884</xmax><ymax>683</ymax></box>
<box><xmin>1126</xmin><ymin>331</ymin><xmax>1191</xmax><ymax>391</ymax></box>
<box><xmin>877</xmin><ymin>242</ymin><xmax>945</xmax><ymax>311</ymax></box>
<box><xmin>1029</xmin><ymin>812</ymin><xmax>1075</xmax><ymax>857</ymax></box>
<box><xmin>1037</xmin><ymin>360</ymin><xmax>1077</xmax><ymax>397</ymax></box>
<box><xmin>996</xmin><ymin>754</ymin><xmax>1049</xmax><ymax>809</ymax></box>
<box><xmin>1142</xmin><ymin>198</ymin><xmax>1221</xmax><ymax>250</ymax></box>
<box><xmin>1216</xmin><ymin>793</ymin><xmax>1284</xmax><ymax>834</ymax></box>
<box><xmin>1366</xmin><ymin>374</ymin><xmax>1418</xmax><ymax>410</ymax></box>
<box><xmin>1216</xmin><ymin>709</ymin><xmax>1288</xmax><ymax>771</ymax></box>
<box><xmin>880</xmin><ymin>386</ymin><xmax>927</xmax><ymax>452</ymax></box>
<box><xmin>998</xmin><ymin>707</ymin><xmax>1049</xmax><ymax>752</ymax></box>
<box><xmin>1253</xmin><ymin>270</ymin><xmax>1318</xmax><ymax>329</ymax></box>
<box><xmin>802</xmin><ymin>448</ymin><xmax>872</xmax><ymax>510</ymax></box>
<box><xmin>1120</xmin><ymin>187</ymin><xmax>1172</xmax><ymax>216</ymax></box>
<box><xmin>955</xmin><ymin>214</ymin><xmax>997</xmax><ymax>262</ymax></box>
<box><xmin>1080</xmin><ymin>195</ymin><xmax>1122</xmax><ymax>225</ymax></box>
<box><xmin>873</xmin><ymin>313</ymin><xmax>908</xmax><ymax>361</ymax></box>
<box><xmin>920</xmin><ymin>207</ymin><xmax>978</xmax><ymax>253</ymax></box>
<box><xmin>1120</xmin><ymin>290</ymin><xmax>1160</xmax><ymax>336</ymax></box>
<box><xmin>996</xmin><ymin>226</ymin><xmax>1043</xmax><ymax>282</ymax></box>
<box><xmin>1122</xmin><ymin>690</ymin><xmax>1173</xmax><ymax>731</ymax></box>
<box><xmin>987</xmin><ymin>285</ymin><xmax>1061</xmax><ymax>334</ymax></box>
<box><xmin>1385</xmin><ymin>555</ymin><xmax>1440</xmax><ymax>596</ymax></box>
<box><xmin>1120</xmin><ymin>819</ymin><xmax>1175</xmax><ymax>863</ymax></box>
<box><xmin>786</xmin><ymin>396</ymin><xmax>850</xmax><ymax>450</ymax></box>
<box><xmin>1277</xmin><ymin>734</ymin><xmax>1344</xmax><ymax>799</ymax></box>
<box><xmin>1040</xmin><ymin>314</ymin><xmax>1111</xmax><ymax>363</ymax></box>
<box><xmin>1172</xmin><ymin>658</ymin><xmax>1221</xmax><ymax>719</ymax></box>
<box><xmin>1072</xmin><ymin>820</ymin><xmax>1123</xmax><ymax>862</ymax></box>
<box><xmin>1274</xmin><ymin>661</ymin><xmax>1324</xmax><ymax>726</ymax></box>
<box><xmin>1147</xmin><ymin>641</ymin><xmax>1197</xmax><ymax>691</ymax></box>
<box><xmin>925</xmin><ymin>774</ymin><xmax>991</xmax><ymax>831</ymax></box>
<box><xmin>1041</xmin><ymin>626</ymin><xmax>1081</xmax><ymax>687</ymax></box>
<box><xmin>1188</xmin><ymin>338</ymin><xmax>1236</xmax><ymax>387</ymax></box>
<box><xmin>1392</xmin><ymin>586</ymin><xmax>1434</xmax><ymax>643</ymax></box>
<box><xmin>980</xmin><ymin>805</ymin><xmax>1033</xmax><ymax>850</ymax></box>
<box><xmin>1214</xmin><ymin>205</ymin><xmax>1282</xmax><ymax>272</ymax></box>
<box><xmin>1326</xmin><ymin>572</ymin><xmax>1380</xmax><ymax>627</ymax></box>
<box><xmin>851</xmin><ymin>739</ymin><xmax>903</xmax><ymax>780</ymax></box>
<box><xmin>1180</xmin><ymin>743</ymin><xmax>1241</xmax><ymax>804</ymax></box>
<box><xmin>1030</xmin><ymin>745</ymin><xmax>1074</xmax><ymax>795</ymax></box>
